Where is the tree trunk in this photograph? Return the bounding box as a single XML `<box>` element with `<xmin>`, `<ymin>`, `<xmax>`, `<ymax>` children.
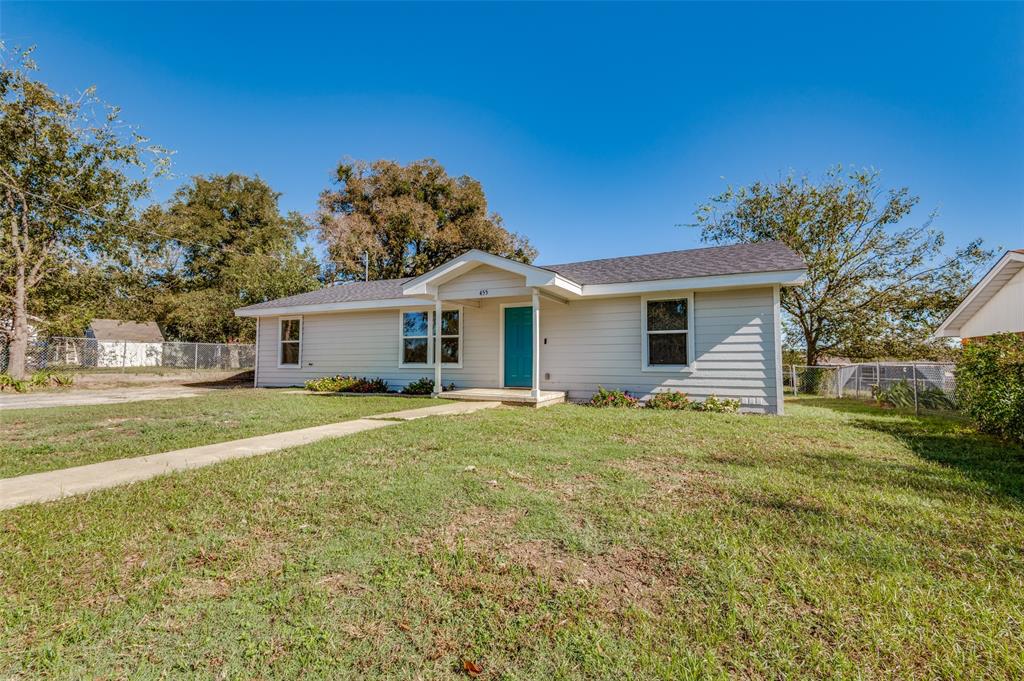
<box><xmin>8</xmin><ymin>270</ymin><xmax>29</xmax><ymax>379</ymax></box>
<box><xmin>804</xmin><ymin>334</ymin><xmax>819</xmax><ymax>367</ymax></box>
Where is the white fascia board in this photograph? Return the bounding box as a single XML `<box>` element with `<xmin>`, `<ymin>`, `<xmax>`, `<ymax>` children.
<box><xmin>235</xmin><ymin>298</ymin><xmax>423</xmax><ymax>318</ymax></box>
<box><xmin>932</xmin><ymin>251</ymin><xmax>1024</xmax><ymax>338</ymax></box>
<box><xmin>578</xmin><ymin>269</ymin><xmax>807</xmax><ymax>297</ymax></box>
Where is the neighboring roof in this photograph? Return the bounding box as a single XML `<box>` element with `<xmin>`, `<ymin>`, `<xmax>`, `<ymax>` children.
<box><xmin>933</xmin><ymin>250</ymin><xmax>1024</xmax><ymax>338</ymax></box>
<box><xmin>87</xmin><ymin>319</ymin><xmax>164</xmax><ymax>342</ymax></box>
<box><xmin>236</xmin><ymin>240</ymin><xmax>806</xmax><ymax>316</ymax></box>
<box><xmin>541</xmin><ymin>241</ymin><xmax>805</xmax><ymax>285</ymax></box>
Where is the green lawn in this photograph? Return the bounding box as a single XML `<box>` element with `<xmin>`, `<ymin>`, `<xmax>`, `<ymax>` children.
<box><xmin>2</xmin><ymin>398</ymin><xmax>1022</xmax><ymax>678</ymax></box>
<box><xmin>0</xmin><ymin>390</ymin><xmax>438</xmax><ymax>478</ymax></box>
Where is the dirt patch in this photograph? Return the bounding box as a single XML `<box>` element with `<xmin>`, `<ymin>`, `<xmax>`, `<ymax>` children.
<box><xmin>176</xmin><ymin>576</ymin><xmax>232</xmax><ymax>600</ymax></box>
<box><xmin>410</xmin><ymin>505</ymin><xmax>684</xmax><ymax>615</ymax></box>
<box><xmin>613</xmin><ymin>457</ymin><xmax>729</xmax><ymax>506</ymax></box>
<box><xmin>411</xmin><ymin>505</ymin><xmax>526</xmax><ymax>553</ymax></box>
<box><xmin>502</xmin><ymin>540</ymin><xmax>685</xmax><ymax>613</ymax></box>
<box><xmin>516</xmin><ymin>473</ymin><xmax>602</xmax><ymax>501</ymax></box>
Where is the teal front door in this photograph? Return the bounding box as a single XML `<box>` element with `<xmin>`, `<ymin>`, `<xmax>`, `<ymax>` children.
<box><xmin>503</xmin><ymin>306</ymin><xmax>533</xmax><ymax>388</ymax></box>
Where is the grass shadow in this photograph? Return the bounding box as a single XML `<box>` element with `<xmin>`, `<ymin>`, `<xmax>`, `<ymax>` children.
<box><xmin>181</xmin><ymin>370</ymin><xmax>255</xmax><ymax>388</ymax></box>
<box><xmin>806</xmin><ymin>398</ymin><xmax>1024</xmax><ymax>505</ymax></box>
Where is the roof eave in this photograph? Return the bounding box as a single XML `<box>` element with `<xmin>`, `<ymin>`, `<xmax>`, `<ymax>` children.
<box><xmin>931</xmin><ymin>251</ymin><xmax>1024</xmax><ymax>339</ymax></box>
<box><xmin>578</xmin><ymin>268</ymin><xmax>807</xmax><ymax>296</ymax></box>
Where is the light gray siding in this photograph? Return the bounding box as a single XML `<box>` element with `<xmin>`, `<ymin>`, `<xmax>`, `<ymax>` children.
<box><xmin>437</xmin><ymin>265</ymin><xmax>527</xmax><ymax>299</ymax></box>
<box><xmin>255</xmin><ymin>302</ymin><xmax>500</xmax><ymax>390</ymax></box>
<box><xmin>255</xmin><ymin>286</ymin><xmax>781</xmax><ymax>413</ymax></box>
<box><xmin>537</xmin><ymin>288</ymin><xmax>779</xmax><ymax>412</ymax></box>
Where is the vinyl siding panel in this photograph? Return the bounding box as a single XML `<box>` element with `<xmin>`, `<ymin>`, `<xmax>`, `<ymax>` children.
<box><xmin>438</xmin><ymin>265</ymin><xmax>527</xmax><ymax>299</ymax></box>
<box><xmin>537</xmin><ymin>288</ymin><xmax>779</xmax><ymax>413</ymax></box>
<box><xmin>960</xmin><ymin>268</ymin><xmax>1024</xmax><ymax>337</ymax></box>
<box><xmin>256</xmin><ymin>302</ymin><xmax>502</xmax><ymax>391</ymax></box>
<box><xmin>254</xmin><ymin>285</ymin><xmax>781</xmax><ymax>414</ymax></box>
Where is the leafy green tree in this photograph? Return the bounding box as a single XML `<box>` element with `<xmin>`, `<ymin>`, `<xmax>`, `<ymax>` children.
<box><xmin>0</xmin><ymin>46</ymin><xmax>170</xmax><ymax>378</ymax></box>
<box><xmin>693</xmin><ymin>167</ymin><xmax>991</xmax><ymax>364</ymax></box>
<box><xmin>140</xmin><ymin>174</ymin><xmax>320</xmax><ymax>342</ymax></box>
<box><xmin>318</xmin><ymin>158</ymin><xmax>536</xmax><ymax>280</ymax></box>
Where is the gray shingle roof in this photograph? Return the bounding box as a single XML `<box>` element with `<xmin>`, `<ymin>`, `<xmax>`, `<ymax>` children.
<box><xmin>87</xmin><ymin>319</ymin><xmax>164</xmax><ymax>342</ymax></box>
<box><xmin>540</xmin><ymin>241</ymin><xmax>805</xmax><ymax>285</ymax></box>
<box><xmin>238</xmin><ymin>278</ymin><xmax>412</xmax><ymax>312</ymax></box>
<box><xmin>236</xmin><ymin>241</ymin><xmax>804</xmax><ymax>313</ymax></box>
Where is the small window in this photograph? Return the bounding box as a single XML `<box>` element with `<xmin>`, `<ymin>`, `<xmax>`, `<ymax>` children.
<box><xmin>402</xmin><ymin>311</ymin><xmax>430</xmax><ymax>364</ymax></box>
<box><xmin>439</xmin><ymin>310</ymin><xmax>460</xmax><ymax>364</ymax></box>
<box><xmin>399</xmin><ymin>308</ymin><xmax>462</xmax><ymax>366</ymax></box>
<box><xmin>279</xmin><ymin>317</ymin><xmax>301</xmax><ymax>366</ymax></box>
<box><xmin>643</xmin><ymin>297</ymin><xmax>690</xmax><ymax>368</ymax></box>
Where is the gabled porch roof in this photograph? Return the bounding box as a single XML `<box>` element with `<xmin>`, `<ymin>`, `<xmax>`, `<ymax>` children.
<box><xmin>401</xmin><ymin>249</ymin><xmax>581</xmax><ymax>297</ymax></box>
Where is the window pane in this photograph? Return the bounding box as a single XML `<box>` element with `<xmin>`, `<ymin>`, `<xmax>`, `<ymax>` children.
<box><xmin>281</xmin><ymin>319</ymin><xmax>301</xmax><ymax>341</ymax></box>
<box><xmin>441</xmin><ymin>310</ymin><xmax>459</xmax><ymax>335</ymax></box>
<box><xmin>403</xmin><ymin>312</ymin><xmax>428</xmax><ymax>337</ymax></box>
<box><xmin>403</xmin><ymin>338</ymin><xmax>428</xmax><ymax>364</ymax></box>
<box><xmin>649</xmin><ymin>332</ymin><xmax>688</xmax><ymax>365</ymax></box>
<box><xmin>647</xmin><ymin>299</ymin><xmax>688</xmax><ymax>331</ymax></box>
<box><xmin>441</xmin><ymin>337</ymin><xmax>459</xmax><ymax>363</ymax></box>
<box><xmin>281</xmin><ymin>341</ymin><xmax>300</xmax><ymax>365</ymax></box>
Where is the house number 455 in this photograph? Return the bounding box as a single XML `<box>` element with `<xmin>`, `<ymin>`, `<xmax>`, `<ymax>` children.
<box><xmin>478</xmin><ymin>289</ymin><xmax>489</xmax><ymax>296</ymax></box>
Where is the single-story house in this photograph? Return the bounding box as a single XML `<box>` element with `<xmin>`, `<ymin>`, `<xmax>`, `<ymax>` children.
<box><xmin>933</xmin><ymin>249</ymin><xmax>1024</xmax><ymax>341</ymax></box>
<box><xmin>85</xmin><ymin>319</ymin><xmax>165</xmax><ymax>368</ymax></box>
<box><xmin>236</xmin><ymin>241</ymin><xmax>807</xmax><ymax>414</ymax></box>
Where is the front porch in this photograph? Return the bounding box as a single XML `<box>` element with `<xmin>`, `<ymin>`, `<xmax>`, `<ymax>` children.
<box><xmin>438</xmin><ymin>387</ymin><xmax>566</xmax><ymax>408</ymax></box>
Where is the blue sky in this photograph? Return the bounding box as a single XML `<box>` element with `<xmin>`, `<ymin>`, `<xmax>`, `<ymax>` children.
<box><xmin>3</xmin><ymin>2</ymin><xmax>1022</xmax><ymax>267</ymax></box>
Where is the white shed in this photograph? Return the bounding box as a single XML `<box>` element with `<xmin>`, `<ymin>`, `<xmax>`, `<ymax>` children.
<box><xmin>85</xmin><ymin>319</ymin><xmax>165</xmax><ymax>368</ymax></box>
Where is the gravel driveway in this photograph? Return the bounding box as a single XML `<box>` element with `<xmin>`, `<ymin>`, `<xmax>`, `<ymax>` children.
<box><xmin>0</xmin><ymin>385</ymin><xmax>215</xmax><ymax>411</ymax></box>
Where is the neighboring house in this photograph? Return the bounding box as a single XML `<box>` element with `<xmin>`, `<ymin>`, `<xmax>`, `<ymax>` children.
<box><xmin>85</xmin><ymin>319</ymin><xmax>165</xmax><ymax>368</ymax></box>
<box><xmin>236</xmin><ymin>241</ymin><xmax>807</xmax><ymax>414</ymax></box>
<box><xmin>0</xmin><ymin>314</ymin><xmax>46</xmax><ymax>343</ymax></box>
<box><xmin>933</xmin><ymin>250</ymin><xmax>1024</xmax><ymax>341</ymax></box>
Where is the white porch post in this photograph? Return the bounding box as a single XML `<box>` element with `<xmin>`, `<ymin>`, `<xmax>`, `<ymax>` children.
<box><xmin>531</xmin><ymin>289</ymin><xmax>541</xmax><ymax>398</ymax></box>
<box><xmin>433</xmin><ymin>296</ymin><xmax>443</xmax><ymax>396</ymax></box>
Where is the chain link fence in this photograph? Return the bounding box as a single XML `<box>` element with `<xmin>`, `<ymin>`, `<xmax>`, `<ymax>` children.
<box><xmin>783</xmin><ymin>362</ymin><xmax>958</xmax><ymax>412</ymax></box>
<box><xmin>1</xmin><ymin>336</ymin><xmax>255</xmax><ymax>374</ymax></box>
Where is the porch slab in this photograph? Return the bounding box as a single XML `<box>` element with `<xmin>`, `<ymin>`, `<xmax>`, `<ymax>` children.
<box><xmin>438</xmin><ymin>388</ymin><xmax>566</xmax><ymax>408</ymax></box>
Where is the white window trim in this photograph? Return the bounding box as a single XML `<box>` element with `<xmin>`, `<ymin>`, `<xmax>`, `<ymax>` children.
<box><xmin>398</xmin><ymin>306</ymin><xmax>463</xmax><ymax>369</ymax></box>
<box><xmin>277</xmin><ymin>315</ymin><xmax>303</xmax><ymax>368</ymax></box>
<box><xmin>641</xmin><ymin>293</ymin><xmax>696</xmax><ymax>372</ymax></box>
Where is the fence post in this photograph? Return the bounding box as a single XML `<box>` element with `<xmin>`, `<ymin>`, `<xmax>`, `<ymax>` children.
<box><xmin>856</xmin><ymin>365</ymin><xmax>862</xmax><ymax>397</ymax></box>
<box><xmin>912</xmin><ymin>363</ymin><xmax>919</xmax><ymax>416</ymax></box>
<box><xmin>791</xmin><ymin>365</ymin><xmax>798</xmax><ymax>396</ymax></box>
<box><xmin>193</xmin><ymin>343</ymin><xmax>199</xmax><ymax>370</ymax></box>
<box><xmin>121</xmin><ymin>340</ymin><xmax>128</xmax><ymax>372</ymax></box>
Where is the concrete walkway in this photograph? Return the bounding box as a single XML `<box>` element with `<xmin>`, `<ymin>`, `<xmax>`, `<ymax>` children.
<box><xmin>0</xmin><ymin>385</ymin><xmax>215</xmax><ymax>411</ymax></box>
<box><xmin>0</xmin><ymin>400</ymin><xmax>500</xmax><ymax>510</ymax></box>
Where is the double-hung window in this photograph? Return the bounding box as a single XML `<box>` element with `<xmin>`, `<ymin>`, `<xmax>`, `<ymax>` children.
<box><xmin>279</xmin><ymin>317</ymin><xmax>302</xmax><ymax>367</ymax></box>
<box><xmin>400</xmin><ymin>308</ymin><xmax>462</xmax><ymax>367</ymax></box>
<box><xmin>642</xmin><ymin>295</ymin><xmax>693</xmax><ymax>370</ymax></box>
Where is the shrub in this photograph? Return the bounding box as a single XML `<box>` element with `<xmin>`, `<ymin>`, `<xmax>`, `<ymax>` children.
<box><xmin>955</xmin><ymin>333</ymin><xmax>1024</xmax><ymax>444</ymax></box>
<box><xmin>646</xmin><ymin>391</ymin><xmax>691</xmax><ymax>410</ymax></box>
<box><xmin>0</xmin><ymin>371</ymin><xmax>71</xmax><ymax>392</ymax></box>
<box><xmin>691</xmin><ymin>394</ymin><xmax>741</xmax><ymax>413</ymax></box>
<box><xmin>305</xmin><ymin>375</ymin><xmax>389</xmax><ymax>393</ymax></box>
<box><xmin>345</xmin><ymin>377</ymin><xmax>390</xmax><ymax>393</ymax></box>
<box><xmin>0</xmin><ymin>374</ymin><xmax>28</xmax><ymax>393</ymax></box>
<box><xmin>588</xmin><ymin>386</ymin><xmax>639</xmax><ymax>408</ymax></box>
<box><xmin>876</xmin><ymin>380</ymin><xmax>955</xmax><ymax>410</ymax></box>
<box><xmin>400</xmin><ymin>377</ymin><xmax>455</xmax><ymax>395</ymax></box>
